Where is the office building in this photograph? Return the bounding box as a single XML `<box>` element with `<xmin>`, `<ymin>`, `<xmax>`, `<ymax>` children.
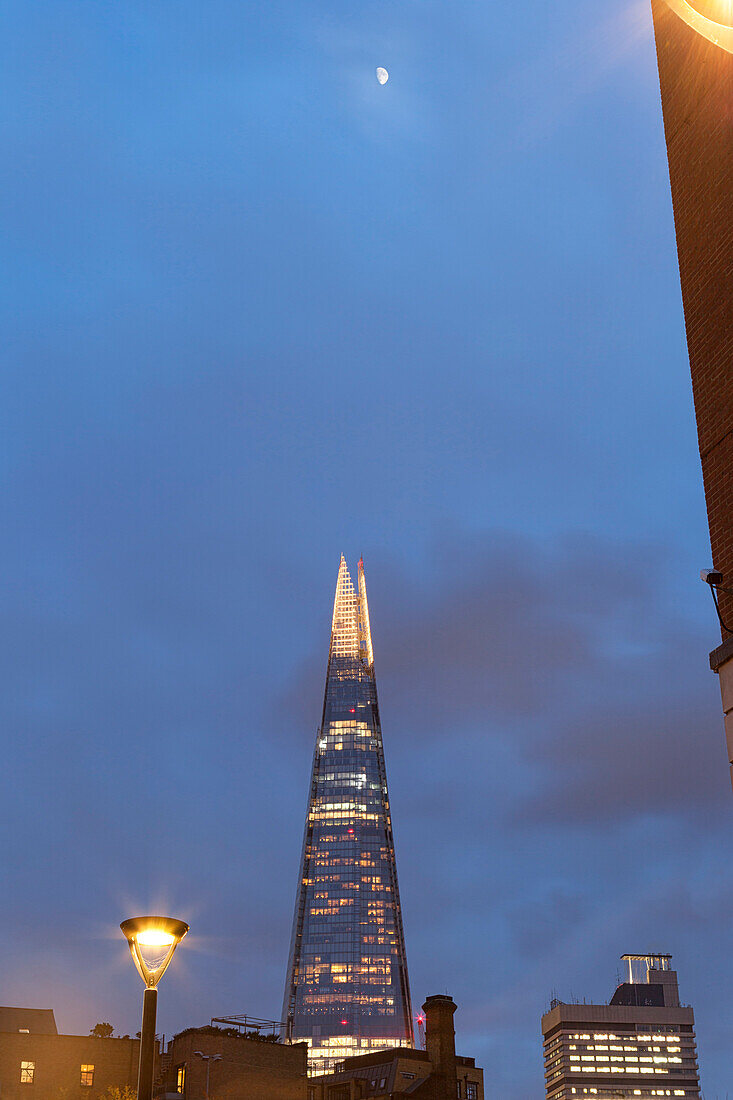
<box><xmin>541</xmin><ymin>954</ymin><xmax>700</xmax><ymax>1098</ymax></box>
<box><xmin>283</xmin><ymin>556</ymin><xmax>413</xmax><ymax>1073</ymax></box>
<box><xmin>650</xmin><ymin>0</ymin><xmax>733</xmax><ymax>782</ymax></box>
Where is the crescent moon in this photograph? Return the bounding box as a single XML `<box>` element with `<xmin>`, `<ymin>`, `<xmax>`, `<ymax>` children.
<box><xmin>663</xmin><ymin>0</ymin><xmax>733</xmax><ymax>52</ymax></box>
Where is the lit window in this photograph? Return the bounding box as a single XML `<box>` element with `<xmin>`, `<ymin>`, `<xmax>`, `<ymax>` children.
<box><xmin>176</xmin><ymin>1065</ymin><xmax>186</xmax><ymax>1092</ymax></box>
<box><xmin>20</xmin><ymin>1062</ymin><xmax>35</xmax><ymax>1084</ymax></box>
<box><xmin>80</xmin><ymin>1065</ymin><xmax>95</xmax><ymax>1087</ymax></box>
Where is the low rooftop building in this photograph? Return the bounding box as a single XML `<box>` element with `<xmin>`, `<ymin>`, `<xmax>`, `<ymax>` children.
<box><xmin>308</xmin><ymin>996</ymin><xmax>483</xmax><ymax>1100</ymax></box>
<box><xmin>0</xmin><ymin>1007</ymin><xmax>140</xmax><ymax>1100</ymax></box>
<box><xmin>158</xmin><ymin>1025</ymin><xmax>309</xmax><ymax>1100</ymax></box>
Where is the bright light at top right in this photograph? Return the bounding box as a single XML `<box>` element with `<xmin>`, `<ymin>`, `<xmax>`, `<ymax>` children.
<box><xmin>665</xmin><ymin>0</ymin><xmax>733</xmax><ymax>51</ymax></box>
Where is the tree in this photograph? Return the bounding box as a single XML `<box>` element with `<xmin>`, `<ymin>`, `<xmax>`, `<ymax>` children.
<box><xmin>90</xmin><ymin>1023</ymin><xmax>115</xmax><ymax>1039</ymax></box>
<box><xmin>97</xmin><ymin>1087</ymin><xmax>136</xmax><ymax>1100</ymax></box>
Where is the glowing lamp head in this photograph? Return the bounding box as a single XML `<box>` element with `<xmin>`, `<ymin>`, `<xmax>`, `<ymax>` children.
<box><xmin>120</xmin><ymin>915</ymin><xmax>189</xmax><ymax>988</ymax></box>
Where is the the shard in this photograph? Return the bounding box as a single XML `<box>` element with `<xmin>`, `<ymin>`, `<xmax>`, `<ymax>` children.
<box><xmin>283</xmin><ymin>555</ymin><xmax>413</xmax><ymax>1073</ymax></box>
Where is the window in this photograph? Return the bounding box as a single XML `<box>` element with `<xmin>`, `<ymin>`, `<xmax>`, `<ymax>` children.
<box><xmin>456</xmin><ymin>1083</ymin><xmax>462</xmax><ymax>1098</ymax></box>
<box><xmin>20</xmin><ymin>1062</ymin><xmax>35</xmax><ymax>1084</ymax></box>
<box><xmin>466</xmin><ymin>1085</ymin><xmax>478</xmax><ymax>1100</ymax></box>
<box><xmin>176</xmin><ymin>1065</ymin><xmax>186</xmax><ymax>1093</ymax></box>
<box><xmin>80</xmin><ymin>1065</ymin><xmax>95</xmax><ymax>1087</ymax></box>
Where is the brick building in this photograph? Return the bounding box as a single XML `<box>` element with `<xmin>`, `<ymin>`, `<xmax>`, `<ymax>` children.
<box><xmin>158</xmin><ymin>1027</ymin><xmax>308</xmax><ymax>1100</ymax></box>
<box><xmin>650</xmin><ymin>0</ymin><xmax>733</xmax><ymax>783</ymax></box>
<box><xmin>0</xmin><ymin>1007</ymin><xmax>140</xmax><ymax>1100</ymax></box>
<box><xmin>308</xmin><ymin>996</ymin><xmax>484</xmax><ymax>1100</ymax></box>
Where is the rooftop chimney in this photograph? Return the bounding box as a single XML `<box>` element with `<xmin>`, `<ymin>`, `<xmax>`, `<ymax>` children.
<box><xmin>423</xmin><ymin>995</ymin><xmax>457</xmax><ymax>1100</ymax></box>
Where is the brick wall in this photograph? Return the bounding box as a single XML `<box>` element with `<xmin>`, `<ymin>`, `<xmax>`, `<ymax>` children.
<box><xmin>651</xmin><ymin>0</ymin><xmax>733</xmax><ymax>632</ymax></box>
<box><xmin>0</xmin><ymin>1032</ymin><xmax>140</xmax><ymax>1100</ymax></box>
<box><xmin>162</xmin><ymin>1030</ymin><xmax>308</xmax><ymax>1100</ymax></box>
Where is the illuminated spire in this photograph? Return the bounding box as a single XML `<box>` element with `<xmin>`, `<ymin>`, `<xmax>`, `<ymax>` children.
<box><xmin>329</xmin><ymin>554</ymin><xmax>374</xmax><ymax>668</ymax></box>
<box><xmin>358</xmin><ymin>557</ymin><xmax>374</xmax><ymax>668</ymax></box>
<box><xmin>283</xmin><ymin>554</ymin><xmax>412</xmax><ymax>1073</ymax></box>
<box><xmin>330</xmin><ymin>554</ymin><xmax>360</xmax><ymax>660</ymax></box>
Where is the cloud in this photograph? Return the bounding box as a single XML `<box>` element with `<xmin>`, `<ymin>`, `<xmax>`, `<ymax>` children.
<box><xmin>276</xmin><ymin>528</ymin><xmax>726</xmax><ymax>824</ymax></box>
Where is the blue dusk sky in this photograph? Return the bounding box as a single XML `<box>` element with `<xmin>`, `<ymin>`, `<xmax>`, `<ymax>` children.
<box><xmin>1</xmin><ymin>2</ymin><xmax>731</xmax><ymax>1096</ymax></box>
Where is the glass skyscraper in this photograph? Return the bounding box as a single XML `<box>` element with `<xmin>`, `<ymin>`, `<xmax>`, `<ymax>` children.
<box><xmin>283</xmin><ymin>555</ymin><xmax>413</xmax><ymax>1073</ymax></box>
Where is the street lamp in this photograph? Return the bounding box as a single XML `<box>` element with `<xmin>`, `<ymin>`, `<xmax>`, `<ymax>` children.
<box><xmin>121</xmin><ymin>916</ymin><xmax>189</xmax><ymax>1100</ymax></box>
<box><xmin>193</xmin><ymin>1052</ymin><xmax>221</xmax><ymax>1100</ymax></box>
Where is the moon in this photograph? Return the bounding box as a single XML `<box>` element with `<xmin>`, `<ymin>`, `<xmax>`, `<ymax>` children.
<box><xmin>664</xmin><ymin>0</ymin><xmax>733</xmax><ymax>52</ymax></box>
<box><xmin>376</xmin><ymin>67</ymin><xmax>389</xmax><ymax>85</ymax></box>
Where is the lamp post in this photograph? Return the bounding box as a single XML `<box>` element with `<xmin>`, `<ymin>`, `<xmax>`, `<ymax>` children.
<box><xmin>120</xmin><ymin>916</ymin><xmax>189</xmax><ymax>1100</ymax></box>
<box><xmin>193</xmin><ymin>1052</ymin><xmax>221</xmax><ymax>1100</ymax></box>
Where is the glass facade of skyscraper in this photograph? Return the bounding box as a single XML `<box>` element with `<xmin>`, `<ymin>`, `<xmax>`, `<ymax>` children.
<box><xmin>283</xmin><ymin>556</ymin><xmax>413</xmax><ymax>1074</ymax></box>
